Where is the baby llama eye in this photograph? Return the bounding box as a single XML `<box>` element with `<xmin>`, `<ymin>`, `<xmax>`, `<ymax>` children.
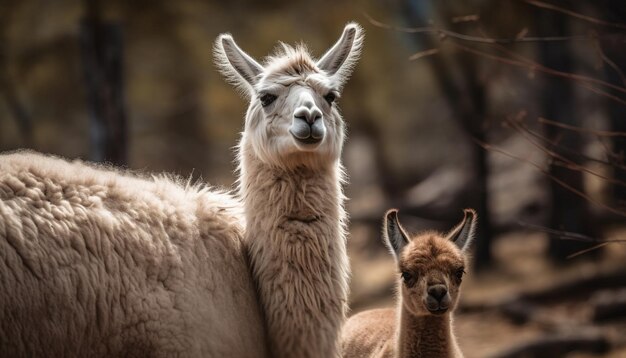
<box><xmin>455</xmin><ymin>268</ymin><xmax>465</xmax><ymax>282</ymax></box>
<box><xmin>401</xmin><ymin>271</ymin><xmax>413</xmax><ymax>283</ymax></box>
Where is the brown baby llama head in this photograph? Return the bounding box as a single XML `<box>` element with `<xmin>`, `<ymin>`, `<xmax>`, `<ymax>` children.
<box><xmin>383</xmin><ymin>209</ymin><xmax>477</xmax><ymax>316</ymax></box>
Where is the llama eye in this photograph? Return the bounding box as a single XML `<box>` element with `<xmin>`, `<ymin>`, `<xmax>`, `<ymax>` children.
<box><xmin>455</xmin><ymin>268</ymin><xmax>465</xmax><ymax>281</ymax></box>
<box><xmin>401</xmin><ymin>271</ymin><xmax>413</xmax><ymax>283</ymax></box>
<box><xmin>324</xmin><ymin>92</ymin><xmax>336</xmax><ymax>104</ymax></box>
<box><xmin>260</xmin><ymin>93</ymin><xmax>277</xmax><ymax>107</ymax></box>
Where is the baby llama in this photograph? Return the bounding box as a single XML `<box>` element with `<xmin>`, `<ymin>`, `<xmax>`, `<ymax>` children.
<box><xmin>342</xmin><ymin>209</ymin><xmax>477</xmax><ymax>358</ymax></box>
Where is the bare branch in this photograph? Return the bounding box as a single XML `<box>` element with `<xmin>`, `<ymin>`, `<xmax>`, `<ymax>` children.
<box><xmin>592</xmin><ymin>34</ymin><xmax>626</xmax><ymax>87</ymax></box>
<box><xmin>511</xmin><ymin>117</ymin><xmax>626</xmax><ymax>169</ymax></box>
<box><xmin>364</xmin><ymin>12</ymin><xmax>590</xmax><ymax>44</ymax></box>
<box><xmin>539</xmin><ymin>117</ymin><xmax>626</xmax><ymax>137</ymax></box>
<box><xmin>475</xmin><ymin>139</ymin><xmax>626</xmax><ymax>218</ymax></box>
<box><xmin>367</xmin><ymin>13</ymin><xmax>626</xmax><ymax>107</ymax></box>
<box><xmin>567</xmin><ymin>243</ymin><xmax>610</xmax><ymax>259</ymax></box>
<box><xmin>408</xmin><ymin>48</ymin><xmax>439</xmax><ymax>61</ymax></box>
<box><xmin>522</xmin><ymin>0</ymin><xmax>626</xmax><ymax>30</ymax></box>
<box><xmin>451</xmin><ymin>15</ymin><xmax>480</xmax><ymax>24</ymax></box>
<box><xmin>451</xmin><ymin>42</ymin><xmax>626</xmax><ymax>96</ymax></box>
<box><xmin>444</xmin><ymin>42</ymin><xmax>626</xmax><ymax>109</ymax></box>
<box><xmin>514</xmin><ymin>222</ymin><xmax>618</xmax><ymax>260</ymax></box>
<box><xmin>505</xmin><ymin>116</ymin><xmax>626</xmax><ymax>187</ymax></box>
<box><xmin>517</xmin><ymin>221</ymin><xmax>626</xmax><ymax>244</ymax></box>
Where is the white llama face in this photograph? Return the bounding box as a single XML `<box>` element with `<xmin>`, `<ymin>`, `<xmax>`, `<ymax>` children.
<box><xmin>243</xmin><ymin>71</ymin><xmax>344</xmax><ymax>166</ymax></box>
<box><xmin>215</xmin><ymin>23</ymin><xmax>363</xmax><ymax>167</ymax></box>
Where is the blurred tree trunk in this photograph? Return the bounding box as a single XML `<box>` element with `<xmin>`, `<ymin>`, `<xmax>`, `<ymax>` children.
<box><xmin>80</xmin><ymin>0</ymin><xmax>127</xmax><ymax>165</ymax></box>
<box><xmin>607</xmin><ymin>47</ymin><xmax>626</xmax><ymax>211</ymax></box>
<box><xmin>0</xmin><ymin>4</ymin><xmax>33</xmax><ymax>147</ymax></box>
<box><xmin>403</xmin><ymin>0</ymin><xmax>493</xmax><ymax>271</ymax></box>
<box><xmin>596</xmin><ymin>2</ymin><xmax>626</xmax><ymax>212</ymax></box>
<box><xmin>0</xmin><ymin>61</ymin><xmax>33</xmax><ymax>147</ymax></box>
<box><xmin>348</xmin><ymin>73</ymin><xmax>398</xmax><ymax>198</ymax></box>
<box><xmin>538</xmin><ymin>6</ymin><xmax>594</xmax><ymax>261</ymax></box>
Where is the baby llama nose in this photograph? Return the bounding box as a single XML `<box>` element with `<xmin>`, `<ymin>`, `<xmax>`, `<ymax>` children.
<box><xmin>427</xmin><ymin>285</ymin><xmax>448</xmax><ymax>301</ymax></box>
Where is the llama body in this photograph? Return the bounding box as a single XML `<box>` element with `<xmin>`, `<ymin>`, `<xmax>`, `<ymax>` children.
<box><xmin>0</xmin><ymin>151</ymin><xmax>268</xmax><ymax>357</ymax></box>
<box><xmin>342</xmin><ymin>209</ymin><xmax>477</xmax><ymax>358</ymax></box>
<box><xmin>342</xmin><ymin>308</ymin><xmax>461</xmax><ymax>358</ymax></box>
<box><xmin>214</xmin><ymin>23</ymin><xmax>363</xmax><ymax>357</ymax></box>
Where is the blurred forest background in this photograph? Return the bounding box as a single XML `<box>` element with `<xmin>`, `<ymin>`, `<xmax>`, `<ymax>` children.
<box><xmin>1</xmin><ymin>0</ymin><xmax>626</xmax><ymax>357</ymax></box>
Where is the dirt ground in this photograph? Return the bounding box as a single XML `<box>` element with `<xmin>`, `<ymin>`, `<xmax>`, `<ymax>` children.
<box><xmin>347</xmin><ymin>225</ymin><xmax>626</xmax><ymax>357</ymax></box>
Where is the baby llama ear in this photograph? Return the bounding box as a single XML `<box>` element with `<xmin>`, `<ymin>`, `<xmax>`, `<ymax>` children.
<box><xmin>446</xmin><ymin>209</ymin><xmax>478</xmax><ymax>252</ymax></box>
<box><xmin>214</xmin><ymin>33</ymin><xmax>264</xmax><ymax>96</ymax></box>
<box><xmin>316</xmin><ymin>22</ymin><xmax>364</xmax><ymax>89</ymax></box>
<box><xmin>383</xmin><ymin>209</ymin><xmax>410</xmax><ymax>260</ymax></box>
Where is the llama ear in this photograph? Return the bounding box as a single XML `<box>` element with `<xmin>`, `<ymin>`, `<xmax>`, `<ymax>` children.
<box><xmin>446</xmin><ymin>209</ymin><xmax>477</xmax><ymax>252</ymax></box>
<box><xmin>214</xmin><ymin>33</ymin><xmax>264</xmax><ymax>96</ymax></box>
<box><xmin>383</xmin><ymin>209</ymin><xmax>410</xmax><ymax>260</ymax></box>
<box><xmin>316</xmin><ymin>22</ymin><xmax>364</xmax><ymax>88</ymax></box>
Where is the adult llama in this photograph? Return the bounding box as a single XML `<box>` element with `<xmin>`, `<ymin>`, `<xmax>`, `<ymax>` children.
<box><xmin>214</xmin><ymin>22</ymin><xmax>364</xmax><ymax>358</ymax></box>
<box><xmin>0</xmin><ymin>23</ymin><xmax>362</xmax><ymax>358</ymax></box>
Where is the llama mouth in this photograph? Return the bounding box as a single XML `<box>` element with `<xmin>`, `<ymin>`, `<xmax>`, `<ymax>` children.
<box><xmin>290</xmin><ymin>120</ymin><xmax>325</xmax><ymax>146</ymax></box>
<box><xmin>295</xmin><ymin>136</ymin><xmax>322</xmax><ymax>145</ymax></box>
<box><xmin>290</xmin><ymin>131</ymin><xmax>323</xmax><ymax>145</ymax></box>
<box><xmin>427</xmin><ymin>307</ymin><xmax>449</xmax><ymax>315</ymax></box>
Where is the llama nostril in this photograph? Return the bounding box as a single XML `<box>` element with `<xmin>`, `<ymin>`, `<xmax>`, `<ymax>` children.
<box><xmin>307</xmin><ymin>115</ymin><xmax>321</xmax><ymax>125</ymax></box>
<box><xmin>294</xmin><ymin>114</ymin><xmax>308</xmax><ymax>123</ymax></box>
<box><xmin>310</xmin><ymin>108</ymin><xmax>322</xmax><ymax>123</ymax></box>
<box><xmin>427</xmin><ymin>285</ymin><xmax>448</xmax><ymax>301</ymax></box>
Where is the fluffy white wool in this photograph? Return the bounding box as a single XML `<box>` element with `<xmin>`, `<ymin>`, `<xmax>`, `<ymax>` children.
<box><xmin>0</xmin><ymin>150</ymin><xmax>268</xmax><ymax>357</ymax></box>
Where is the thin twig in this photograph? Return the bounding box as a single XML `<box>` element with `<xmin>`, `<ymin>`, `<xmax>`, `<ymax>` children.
<box><xmin>451</xmin><ymin>15</ymin><xmax>480</xmax><ymax>24</ymax></box>
<box><xmin>505</xmin><ymin>116</ymin><xmax>626</xmax><ymax>187</ymax></box>
<box><xmin>451</xmin><ymin>42</ymin><xmax>626</xmax><ymax>96</ymax></box>
<box><xmin>517</xmin><ymin>221</ymin><xmax>625</xmax><ymax>258</ymax></box>
<box><xmin>539</xmin><ymin>117</ymin><xmax>626</xmax><ymax>137</ymax></box>
<box><xmin>447</xmin><ymin>42</ymin><xmax>626</xmax><ymax>107</ymax></box>
<box><xmin>364</xmin><ymin>12</ymin><xmax>590</xmax><ymax>44</ymax></box>
<box><xmin>567</xmin><ymin>243</ymin><xmax>611</xmax><ymax>259</ymax></box>
<box><xmin>516</xmin><ymin>221</ymin><xmax>626</xmax><ymax>243</ymax></box>
<box><xmin>469</xmin><ymin>29</ymin><xmax>626</xmax><ymax>108</ymax></box>
<box><xmin>592</xmin><ymin>35</ymin><xmax>626</xmax><ymax>88</ymax></box>
<box><xmin>522</xmin><ymin>0</ymin><xmax>626</xmax><ymax>30</ymax></box>
<box><xmin>478</xmin><ymin>26</ymin><xmax>626</xmax><ymax>94</ymax></box>
<box><xmin>476</xmin><ymin>139</ymin><xmax>626</xmax><ymax>218</ymax></box>
<box><xmin>409</xmin><ymin>48</ymin><xmax>440</xmax><ymax>61</ymax></box>
<box><xmin>367</xmin><ymin>12</ymin><xmax>626</xmax><ymax>100</ymax></box>
<box><xmin>524</xmin><ymin>119</ymin><xmax>626</xmax><ymax>170</ymax></box>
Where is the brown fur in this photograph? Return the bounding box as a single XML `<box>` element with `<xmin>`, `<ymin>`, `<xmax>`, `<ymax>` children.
<box><xmin>342</xmin><ymin>209</ymin><xmax>476</xmax><ymax>358</ymax></box>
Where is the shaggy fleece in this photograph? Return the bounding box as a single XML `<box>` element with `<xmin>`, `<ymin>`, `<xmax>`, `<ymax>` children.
<box><xmin>0</xmin><ymin>151</ymin><xmax>268</xmax><ymax>357</ymax></box>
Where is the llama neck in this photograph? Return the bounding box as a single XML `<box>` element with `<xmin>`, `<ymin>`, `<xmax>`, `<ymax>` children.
<box><xmin>397</xmin><ymin>305</ymin><xmax>459</xmax><ymax>358</ymax></box>
<box><xmin>238</xmin><ymin>145</ymin><xmax>348</xmax><ymax>358</ymax></box>
<box><xmin>239</xmin><ymin>150</ymin><xmax>344</xmax><ymax>225</ymax></box>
